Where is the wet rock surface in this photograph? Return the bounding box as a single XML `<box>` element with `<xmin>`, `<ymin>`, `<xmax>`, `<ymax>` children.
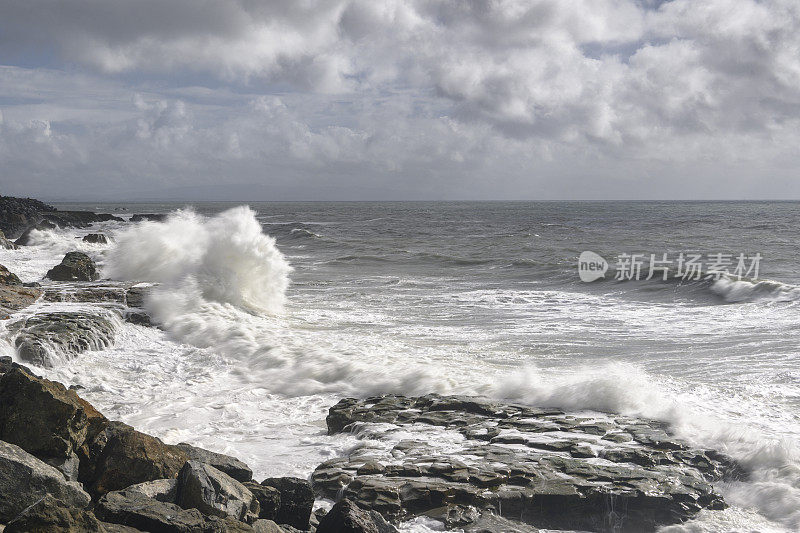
<box><xmin>0</xmin><ymin>230</ymin><xmax>17</xmax><ymax>250</ymax></box>
<box><xmin>0</xmin><ymin>196</ymin><xmax>56</xmax><ymax>238</ymax></box>
<box><xmin>0</xmin><ymin>264</ymin><xmax>41</xmax><ymax>319</ymax></box>
<box><xmin>9</xmin><ymin>310</ymin><xmax>118</xmax><ymax>367</ymax></box>
<box><xmin>260</xmin><ymin>477</ymin><xmax>314</xmax><ymax>531</ymax></box>
<box><xmin>83</xmin><ymin>233</ymin><xmax>110</xmax><ymax>244</ymax></box>
<box><xmin>313</xmin><ymin>394</ymin><xmax>744</xmax><ymax>532</ymax></box>
<box><xmin>177</xmin><ymin>442</ymin><xmax>253</xmax><ymax>483</ymax></box>
<box><xmin>176</xmin><ymin>460</ymin><xmax>259</xmax><ymax>523</ymax></box>
<box><xmin>0</xmin><ymin>440</ymin><xmax>91</xmax><ymax>522</ymax></box>
<box><xmin>46</xmin><ymin>251</ymin><xmax>100</xmax><ymax>282</ymax></box>
<box><xmin>130</xmin><ymin>213</ymin><xmax>167</xmax><ymax>222</ymax></box>
<box><xmin>4</xmin><ymin>494</ymin><xmax>103</xmax><ymax>533</ymax></box>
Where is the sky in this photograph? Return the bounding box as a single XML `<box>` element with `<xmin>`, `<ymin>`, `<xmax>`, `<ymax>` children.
<box><xmin>0</xmin><ymin>0</ymin><xmax>799</xmax><ymax>201</ymax></box>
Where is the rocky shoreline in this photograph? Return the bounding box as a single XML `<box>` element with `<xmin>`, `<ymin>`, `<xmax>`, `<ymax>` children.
<box><xmin>0</xmin><ymin>196</ymin><xmax>747</xmax><ymax>532</ymax></box>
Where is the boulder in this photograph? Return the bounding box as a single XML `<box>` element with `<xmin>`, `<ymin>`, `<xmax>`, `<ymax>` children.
<box><xmin>82</xmin><ymin>421</ymin><xmax>188</xmax><ymax>497</ymax></box>
<box><xmin>4</xmin><ymin>494</ymin><xmax>104</xmax><ymax>533</ymax></box>
<box><xmin>313</xmin><ymin>394</ymin><xmax>744</xmax><ymax>532</ymax></box>
<box><xmin>243</xmin><ymin>482</ymin><xmax>280</xmax><ymax>520</ymax></box>
<box><xmin>96</xmin><ymin>489</ymin><xmax>207</xmax><ymax>532</ymax></box>
<box><xmin>176</xmin><ymin>460</ymin><xmax>259</xmax><ymax>522</ymax></box>
<box><xmin>260</xmin><ymin>478</ymin><xmax>313</xmax><ymax>530</ymax></box>
<box><xmin>41</xmin><ymin>211</ymin><xmax>124</xmax><ymax>228</ymax></box>
<box><xmin>316</xmin><ymin>499</ymin><xmax>397</xmax><ymax>533</ymax></box>
<box><xmin>176</xmin><ymin>442</ymin><xmax>253</xmax><ymax>482</ymax></box>
<box><xmin>0</xmin><ymin>440</ymin><xmax>91</xmax><ymax>522</ymax></box>
<box><xmin>83</xmin><ymin>233</ymin><xmax>109</xmax><ymax>244</ymax></box>
<box><xmin>0</xmin><ymin>366</ymin><xmax>107</xmax><ymax>479</ymax></box>
<box><xmin>125</xmin><ymin>479</ymin><xmax>178</xmax><ymax>503</ymax></box>
<box><xmin>12</xmin><ymin>311</ymin><xmax>118</xmax><ymax>367</ymax></box>
<box><xmin>46</xmin><ymin>251</ymin><xmax>99</xmax><ymax>281</ymax></box>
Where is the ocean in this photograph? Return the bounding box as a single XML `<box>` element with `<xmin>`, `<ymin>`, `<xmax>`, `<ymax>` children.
<box><xmin>1</xmin><ymin>201</ymin><xmax>798</xmax><ymax>532</ymax></box>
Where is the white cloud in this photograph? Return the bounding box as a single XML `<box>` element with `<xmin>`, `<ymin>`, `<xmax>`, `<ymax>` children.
<box><xmin>1</xmin><ymin>0</ymin><xmax>800</xmax><ymax>198</ymax></box>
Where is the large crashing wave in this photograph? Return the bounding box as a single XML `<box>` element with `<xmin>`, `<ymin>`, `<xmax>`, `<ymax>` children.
<box><xmin>106</xmin><ymin>207</ymin><xmax>290</xmax><ymax>314</ymax></box>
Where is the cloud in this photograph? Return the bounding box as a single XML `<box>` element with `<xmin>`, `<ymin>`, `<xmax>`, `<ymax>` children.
<box><xmin>1</xmin><ymin>0</ymin><xmax>800</xmax><ymax>198</ymax></box>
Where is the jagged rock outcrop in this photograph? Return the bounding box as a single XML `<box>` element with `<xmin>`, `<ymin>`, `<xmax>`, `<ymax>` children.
<box><xmin>243</xmin><ymin>482</ymin><xmax>281</xmax><ymax>521</ymax></box>
<box><xmin>83</xmin><ymin>233</ymin><xmax>110</xmax><ymax>244</ymax></box>
<box><xmin>0</xmin><ymin>440</ymin><xmax>91</xmax><ymax>522</ymax></box>
<box><xmin>11</xmin><ymin>310</ymin><xmax>118</xmax><ymax>367</ymax></box>
<box><xmin>0</xmin><ymin>264</ymin><xmax>41</xmax><ymax>319</ymax></box>
<box><xmin>176</xmin><ymin>442</ymin><xmax>253</xmax><ymax>483</ymax></box>
<box><xmin>4</xmin><ymin>494</ymin><xmax>104</xmax><ymax>533</ymax></box>
<box><xmin>14</xmin><ymin>220</ymin><xmax>57</xmax><ymax>246</ymax></box>
<box><xmin>0</xmin><ymin>366</ymin><xmax>106</xmax><ymax>480</ymax></box>
<box><xmin>45</xmin><ymin>251</ymin><xmax>100</xmax><ymax>281</ymax></box>
<box><xmin>259</xmin><ymin>477</ymin><xmax>314</xmax><ymax>531</ymax></box>
<box><xmin>313</xmin><ymin>394</ymin><xmax>745</xmax><ymax>532</ymax></box>
<box><xmin>176</xmin><ymin>460</ymin><xmax>259</xmax><ymax>522</ymax></box>
<box><xmin>316</xmin><ymin>499</ymin><xmax>397</xmax><ymax>533</ymax></box>
<box><xmin>0</xmin><ymin>195</ymin><xmax>56</xmax><ymax>238</ymax></box>
<box><xmin>82</xmin><ymin>421</ymin><xmax>188</xmax><ymax>497</ymax></box>
<box><xmin>0</xmin><ymin>230</ymin><xmax>17</xmax><ymax>249</ymax></box>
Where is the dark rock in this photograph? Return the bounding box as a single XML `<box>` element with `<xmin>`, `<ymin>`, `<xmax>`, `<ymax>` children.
<box><xmin>243</xmin><ymin>482</ymin><xmax>280</xmax><ymax>520</ymax></box>
<box><xmin>313</xmin><ymin>394</ymin><xmax>742</xmax><ymax>532</ymax></box>
<box><xmin>83</xmin><ymin>233</ymin><xmax>109</xmax><ymax>244</ymax></box>
<box><xmin>0</xmin><ymin>195</ymin><xmax>56</xmax><ymax>238</ymax></box>
<box><xmin>0</xmin><ymin>440</ymin><xmax>91</xmax><ymax>522</ymax></box>
<box><xmin>96</xmin><ymin>489</ymin><xmax>206</xmax><ymax>532</ymax></box>
<box><xmin>125</xmin><ymin>285</ymin><xmax>149</xmax><ymax>308</ymax></box>
<box><xmin>11</xmin><ymin>310</ymin><xmax>118</xmax><ymax>367</ymax></box>
<box><xmin>83</xmin><ymin>421</ymin><xmax>188</xmax><ymax>497</ymax></box>
<box><xmin>101</xmin><ymin>523</ymin><xmax>146</xmax><ymax>533</ymax></box>
<box><xmin>125</xmin><ymin>311</ymin><xmax>153</xmax><ymax>327</ymax></box>
<box><xmin>4</xmin><ymin>494</ymin><xmax>103</xmax><ymax>533</ymax></box>
<box><xmin>42</xmin><ymin>284</ymin><xmax>126</xmax><ymax>304</ymax></box>
<box><xmin>131</xmin><ymin>213</ymin><xmax>167</xmax><ymax>222</ymax></box>
<box><xmin>14</xmin><ymin>219</ymin><xmax>57</xmax><ymax>246</ymax></box>
<box><xmin>45</xmin><ymin>251</ymin><xmax>99</xmax><ymax>281</ymax></box>
<box><xmin>316</xmin><ymin>499</ymin><xmax>398</xmax><ymax>533</ymax></box>
<box><xmin>260</xmin><ymin>477</ymin><xmax>314</xmax><ymax>530</ymax></box>
<box><xmin>176</xmin><ymin>460</ymin><xmax>259</xmax><ymax>522</ymax></box>
<box><xmin>0</xmin><ymin>264</ymin><xmax>21</xmax><ymax>286</ymax></box>
<box><xmin>0</xmin><ymin>366</ymin><xmax>107</xmax><ymax>479</ymax></box>
<box><xmin>176</xmin><ymin>442</ymin><xmax>253</xmax><ymax>483</ymax></box>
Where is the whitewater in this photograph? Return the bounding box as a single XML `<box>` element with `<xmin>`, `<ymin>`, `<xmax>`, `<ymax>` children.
<box><xmin>1</xmin><ymin>201</ymin><xmax>799</xmax><ymax>532</ymax></box>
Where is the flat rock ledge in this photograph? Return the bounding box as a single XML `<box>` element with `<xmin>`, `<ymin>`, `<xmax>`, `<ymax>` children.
<box><xmin>313</xmin><ymin>394</ymin><xmax>746</xmax><ymax>533</ymax></box>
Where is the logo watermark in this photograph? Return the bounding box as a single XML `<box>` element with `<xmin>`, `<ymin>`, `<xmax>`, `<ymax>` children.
<box><xmin>578</xmin><ymin>251</ymin><xmax>762</xmax><ymax>282</ymax></box>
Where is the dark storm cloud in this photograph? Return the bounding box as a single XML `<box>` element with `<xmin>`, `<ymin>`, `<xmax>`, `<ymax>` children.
<box><xmin>0</xmin><ymin>0</ymin><xmax>799</xmax><ymax>199</ymax></box>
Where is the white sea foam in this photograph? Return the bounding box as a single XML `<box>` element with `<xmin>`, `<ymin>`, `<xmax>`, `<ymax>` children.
<box><xmin>711</xmin><ymin>275</ymin><xmax>800</xmax><ymax>303</ymax></box>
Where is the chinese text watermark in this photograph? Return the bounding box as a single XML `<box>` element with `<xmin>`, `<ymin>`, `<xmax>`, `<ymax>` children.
<box><xmin>578</xmin><ymin>251</ymin><xmax>761</xmax><ymax>282</ymax></box>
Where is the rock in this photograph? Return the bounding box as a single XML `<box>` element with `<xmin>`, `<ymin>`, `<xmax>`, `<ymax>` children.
<box><xmin>252</xmin><ymin>519</ymin><xmax>285</xmax><ymax>533</ymax></box>
<box><xmin>125</xmin><ymin>285</ymin><xmax>149</xmax><ymax>308</ymax></box>
<box><xmin>260</xmin><ymin>478</ymin><xmax>314</xmax><ymax>530</ymax></box>
<box><xmin>0</xmin><ymin>264</ymin><xmax>41</xmax><ymax>319</ymax></box>
<box><xmin>83</xmin><ymin>421</ymin><xmax>188</xmax><ymax>497</ymax></box>
<box><xmin>0</xmin><ymin>265</ymin><xmax>22</xmax><ymax>286</ymax></box>
<box><xmin>45</xmin><ymin>251</ymin><xmax>99</xmax><ymax>281</ymax></box>
<box><xmin>14</xmin><ymin>220</ymin><xmax>57</xmax><ymax>246</ymax></box>
<box><xmin>125</xmin><ymin>479</ymin><xmax>178</xmax><ymax>503</ymax></box>
<box><xmin>0</xmin><ymin>366</ymin><xmax>107</xmax><ymax>479</ymax></box>
<box><xmin>316</xmin><ymin>499</ymin><xmax>397</xmax><ymax>533</ymax></box>
<box><xmin>463</xmin><ymin>513</ymin><xmax>539</xmax><ymax>533</ymax></box>
<box><xmin>43</xmin><ymin>285</ymin><xmax>126</xmax><ymax>304</ymax></box>
<box><xmin>176</xmin><ymin>460</ymin><xmax>258</xmax><ymax>523</ymax></box>
<box><xmin>4</xmin><ymin>494</ymin><xmax>103</xmax><ymax>533</ymax></box>
<box><xmin>0</xmin><ymin>231</ymin><xmax>17</xmax><ymax>250</ymax></box>
<box><xmin>0</xmin><ymin>195</ymin><xmax>56</xmax><ymax>238</ymax></box>
<box><xmin>243</xmin><ymin>482</ymin><xmax>280</xmax><ymax>521</ymax></box>
<box><xmin>101</xmin><ymin>523</ymin><xmax>145</xmax><ymax>533</ymax></box>
<box><xmin>125</xmin><ymin>311</ymin><xmax>153</xmax><ymax>327</ymax></box>
<box><xmin>83</xmin><ymin>233</ymin><xmax>109</xmax><ymax>244</ymax></box>
<box><xmin>176</xmin><ymin>442</ymin><xmax>253</xmax><ymax>482</ymax></box>
<box><xmin>131</xmin><ymin>214</ymin><xmax>167</xmax><ymax>222</ymax></box>
<box><xmin>96</xmin><ymin>489</ymin><xmax>207</xmax><ymax>532</ymax></box>
<box><xmin>11</xmin><ymin>310</ymin><xmax>118</xmax><ymax>367</ymax></box>
<box><xmin>313</xmin><ymin>394</ymin><xmax>742</xmax><ymax>532</ymax></box>
<box><xmin>0</xmin><ymin>440</ymin><xmax>91</xmax><ymax>522</ymax></box>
